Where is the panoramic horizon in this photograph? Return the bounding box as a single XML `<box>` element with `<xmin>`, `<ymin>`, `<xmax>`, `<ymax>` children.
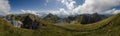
<box><xmin>0</xmin><ymin>0</ymin><xmax>120</xmax><ymax>36</ymax></box>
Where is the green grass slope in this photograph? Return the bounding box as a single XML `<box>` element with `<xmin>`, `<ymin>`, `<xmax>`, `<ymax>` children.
<box><xmin>0</xmin><ymin>13</ymin><xmax>120</xmax><ymax>36</ymax></box>
<box><xmin>0</xmin><ymin>17</ymin><xmax>73</xmax><ymax>36</ymax></box>
<box><xmin>57</xmin><ymin>13</ymin><xmax>120</xmax><ymax>36</ymax></box>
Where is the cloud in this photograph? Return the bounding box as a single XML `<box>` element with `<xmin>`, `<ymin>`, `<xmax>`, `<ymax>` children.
<box><xmin>73</xmin><ymin>0</ymin><xmax>120</xmax><ymax>14</ymax></box>
<box><xmin>58</xmin><ymin>0</ymin><xmax>76</xmax><ymax>10</ymax></box>
<box><xmin>104</xmin><ymin>9</ymin><xmax>120</xmax><ymax>14</ymax></box>
<box><xmin>44</xmin><ymin>0</ymin><xmax>49</xmax><ymax>6</ymax></box>
<box><xmin>16</xmin><ymin>0</ymin><xmax>120</xmax><ymax>17</ymax></box>
<box><xmin>43</xmin><ymin>8</ymin><xmax>71</xmax><ymax>17</ymax></box>
<box><xmin>0</xmin><ymin>0</ymin><xmax>10</xmax><ymax>15</ymax></box>
<box><xmin>100</xmin><ymin>9</ymin><xmax>120</xmax><ymax>14</ymax></box>
<box><xmin>113</xmin><ymin>10</ymin><xmax>120</xmax><ymax>14</ymax></box>
<box><xmin>21</xmin><ymin>10</ymin><xmax>39</xmax><ymax>15</ymax></box>
<box><xmin>55</xmin><ymin>0</ymin><xmax>120</xmax><ymax>15</ymax></box>
<box><xmin>20</xmin><ymin>9</ymin><xmax>70</xmax><ymax>17</ymax></box>
<box><xmin>59</xmin><ymin>8</ymin><xmax>70</xmax><ymax>15</ymax></box>
<box><xmin>103</xmin><ymin>9</ymin><xmax>116</xmax><ymax>14</ymax></box>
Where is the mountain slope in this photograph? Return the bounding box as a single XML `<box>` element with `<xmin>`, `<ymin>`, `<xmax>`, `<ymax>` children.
<box><xmin>74</xmin><ymin>13</ymin><xmax>120</xmax><ymax>36</ymax></box>
<box><xmin>0</xmin><ymin>13</ymin><xmax>120</xmax><ymax>36</ymax></box>
<box><xmin>80</xmin><ymin>13</ymin><xmax>107</xmax><ymax>24</ymax></box>
<box><xmin>0</xmin><ymin>17</ymin><xmax>73</xmax><ymax>36</ymax></box>
<box><xmin>57</xmin><ymin>13</ymin><xmax>120</xmax><ymax>36</ymax></box>
<box><xmin>43</xmin><ymin>13</ymin><xmax>60</xmax><ymax>23</ymax></box>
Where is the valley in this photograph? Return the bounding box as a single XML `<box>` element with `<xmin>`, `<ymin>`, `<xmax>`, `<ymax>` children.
<box><xmin>0</xmin><ymin>13</ymin><xmax>120</xmax><ymax>36</ymax></box>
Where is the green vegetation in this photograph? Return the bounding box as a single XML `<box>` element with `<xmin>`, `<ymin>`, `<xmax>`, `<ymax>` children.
<box><xmin>43</xmin><ymin>13</ymin><xmax>60</xmax><ymax>23</ymax></box>
<box><xmin>0</xmin><ymin>13</ymin><xmax>120</xmax><ymax>36</ymax></box>
<box><xmin>59</xmin><ymin>13</ymin><xmax>120</xmax><ymax>36</ymax></box>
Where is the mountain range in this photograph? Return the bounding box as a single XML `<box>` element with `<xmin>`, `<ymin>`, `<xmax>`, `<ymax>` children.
<box><xmin>1</xmin><ymin>13</ymin><xmax>120</xmax><ymax>36</ymax></box>
<box><xmin>43</xmin><ymin>13</ymin><xmax>112</xmax><ymax>24</ymax></box>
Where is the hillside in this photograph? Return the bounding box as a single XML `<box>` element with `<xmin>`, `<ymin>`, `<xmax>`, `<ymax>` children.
<box><xmin>80</xmin><ymin>13</ymin><xmax>107</xmax><ymax>24</ymax></box>
<box><xmin>0</xmin><ymin>13</ymin><xmax>120</xmax><ymax>36</ymax></box>
<box><xmin>0</xmin><ymin>16</ymin><xmax>71</xmax><ymax>36</ymax></box>
<box><xmin>0</xmin><ymin>17</ymin><xmax>73</xmax><ymax>36</ymax></box>
<box><xmin>42</xmin><ymin>13</ymin><xmax>108</xmax><ymax>24</ymax></box>
<box><xmin>57</xmin><ymin>13</ymin><xmax>120</xmax><ymax>36</ymax></box>
<box><xmin>43</xmin><ymin>13</ymin><xmax>61</xmax><ymax>23</ymax></box>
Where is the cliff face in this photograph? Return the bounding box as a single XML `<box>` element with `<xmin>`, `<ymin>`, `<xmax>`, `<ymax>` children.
<box><xmin>80</xmin><ymin>13</ymin><xmax>107</xmax><ymax>24</ymax></box>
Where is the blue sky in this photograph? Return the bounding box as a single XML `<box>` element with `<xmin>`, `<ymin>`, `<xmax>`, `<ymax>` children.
<box><xmin>9</xmin><ymin>0</ymin><xmax>84</xmax><ymax>12</ymax></box>
<box><xmin>6</xmin><ymin>0</ymin><xmax>120</xmax><ymax>16</ymax></box>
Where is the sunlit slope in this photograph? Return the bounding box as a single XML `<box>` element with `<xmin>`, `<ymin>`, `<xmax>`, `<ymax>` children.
<box><xmin>0</xmin><ymin>13</ymin><xmax>120</xmax><ymax>36</ymax></box>
<box><xmin>57</xmin><ymin>13</ymin><xmax>119</xmax><ymax>31</ymax></box>
<box><xmin>0</xmin><ymin>17</ymin><xmax>73</xmax><ymax>36</ymax></box>
<box><xmin>55</xmin><ymin>13</ymin><xmax>120</xmax><ymax>36</ymax></box>
<box><xmin>0</xmin><ymin>18</ymin><xmax>37</xmax><ymax>36</ymax></box>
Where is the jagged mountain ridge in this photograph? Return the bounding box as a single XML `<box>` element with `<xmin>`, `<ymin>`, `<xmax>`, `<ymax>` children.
<box><xmin>4</xmin><ymin>13</ymin><xmax>112</xmax><ymax>24</ymax></box>
<box><xmin>43</xmin><ymin>13</ymin><xmax>111</xmax><ymax>24</ymax></box>
<box><xmin>80</xmin><ymin>13</ymin><xmax>108</xmax><ymax>24</ymax></box>
<box><xmin>43</xmin><ymin>13</ymin><xmax>61</xmax><ymax>23</ymax></box>
<box><xmin>0</xmin><ymin>13</ymin><xmax>119</xmax><ymax>36</ymax></box>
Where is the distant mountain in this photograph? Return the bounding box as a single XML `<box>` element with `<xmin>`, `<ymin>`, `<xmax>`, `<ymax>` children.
<box><xmin>5</xmin><ymin>13</ymin><xmax>113</xmax><ymax>25</ymax></box>
<box><xmin>59</xmin><ymin>13</ymin><xmax>111</xmax><ymax>24</ymax></box>
<box><xmin>0</xmin><ymin>13</ymin><xmax>120</xmax><ymax>36</ymax></box>
<box><xmin>42</xmin><ymin>13</ymin><xmax>112</xmax><ymax>24</ymax></box>
<box><xmin>79</xmin><ymin>13</ymin><xmax>109</xmax><ymax>24</ymax></box>
<box><xmin>43</xmin><ymin>13</ymin><xmax>61</xmax><ymax>23</ymax></box>
<box><xmin>63</xmin><ymin>15</ymin><xmax>77</xmax><ymax>24</ymax></box>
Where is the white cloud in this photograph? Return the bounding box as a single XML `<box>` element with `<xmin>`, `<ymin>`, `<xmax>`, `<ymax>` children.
<box><xmin>44</xmin><ymin>8</ymin><xmax>70</xmax><ymax>17</ymax></box>
<box><xmin>0</xmin><ymin>0</ymin><xmax>10</xmax><ymax>15</ymax></box>
<box><xmin>16</xmin><ymin>0</ymin><xmax>120</xmax><ymax>17</ymax></box>
<box><xmin>73</xmin><ymin>0</ymin><xmax>120</xmax><ymax>14</ymax></box>
<box><xmin>113</xmin><ymin>10</ymin><xmax>120</xmax><ymax>14</ymax></box>
<box><xmin>55</xmin><ymin>0</ymin><xmax>120</xmax><ymax>15</ymax></box>
<box><xmin>104</xmin><ymin>9</ymin><xmax>120</xmax><ymax>14</ymax></box>
<box><xmin>58</xmin><ymin>0</ymin><xmax>76</xmax><ymax>10</ymax></box>
<box><xmin>44</xmin><ymin>0</ymin><xmax>49</xmax><ymax>6</ymax></box>
<box><xmin>21</xmin><ymin>10</ymin><xmax>39</xmax><ymax>15</ymax></box>
<box><xmin>59</xmin><ymin>8</ymin><xmax>70</xmax><ymax>15</ymax></box>
<box><xmin>103</xmin><ymin>9</ymin><xmax>116</xmax><ymax>14</ymax></box>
